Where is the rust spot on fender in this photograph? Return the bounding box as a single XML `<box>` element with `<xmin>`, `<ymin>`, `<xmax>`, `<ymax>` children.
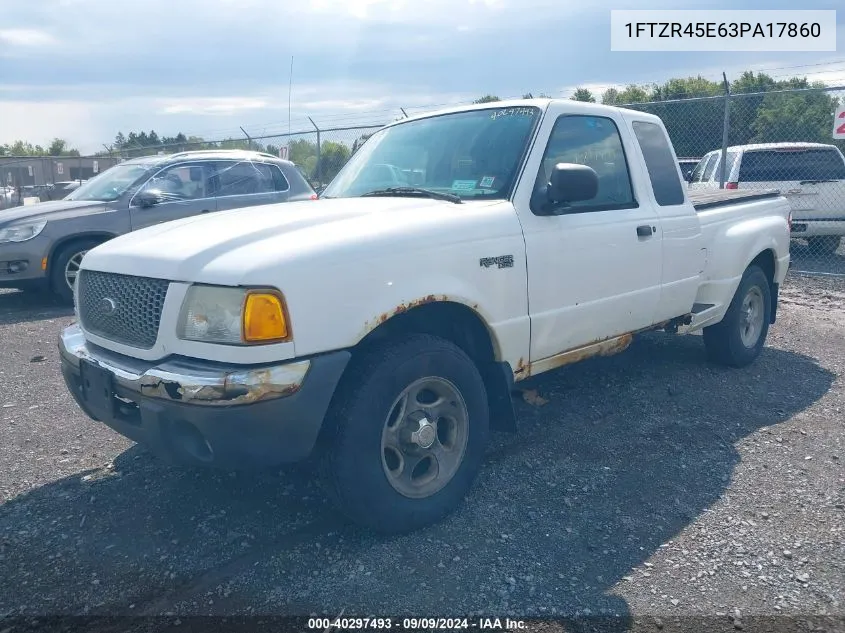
<box><xmin>364</xmin><ymin>294</ymin><xmax>451</xmax><ymax>336</ymax></box>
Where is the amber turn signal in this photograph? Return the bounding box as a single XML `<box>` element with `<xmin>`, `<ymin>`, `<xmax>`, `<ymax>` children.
<box><xmin>243</xmin><ymin>292</ymin><xmax>289</xmax><ymax>342</ymax></box>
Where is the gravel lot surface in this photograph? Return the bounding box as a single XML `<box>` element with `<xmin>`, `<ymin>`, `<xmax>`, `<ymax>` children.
<box><xmin>0</xmin><ymin>273</ymin><xmax>843</xmax><ymax>628</ymax></box>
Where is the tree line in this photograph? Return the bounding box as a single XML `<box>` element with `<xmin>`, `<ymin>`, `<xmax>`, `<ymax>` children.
<box><xmin>0</xmin><ymin>138</ymin><xmax>80</xmax><ymax>157</ymax></box>
<box><xmin>3</xmin><ymin>71</ymin><xmax>840</xmax><ymax>182</ymax></box>
<box><xmin>478</xmin><ymin>72</ymin><xmax>842</xmax><ymax>158</ymax></box>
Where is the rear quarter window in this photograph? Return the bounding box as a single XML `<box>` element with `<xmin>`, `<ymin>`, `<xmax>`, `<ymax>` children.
<box><xmin>738</xmin><ymin>148</ymin><xmax>845</xmax><ymax>182</ymax></box>
<box><xmin>702</xmin><ymin>153</ymin><xmax>721</xmax><ymax>180</ymax></box>
<box><xmin>631</xmin><ymin>120</ymin><xmax>685</xmax><ymax>206</ymax></box>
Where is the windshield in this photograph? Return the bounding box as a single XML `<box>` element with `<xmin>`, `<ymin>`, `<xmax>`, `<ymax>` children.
<box><xmin>322</xmin><ymin>106</ymin><xmax>541</xmax><ymax>200</ymax></box>
<box><xmin>64</xmin><ymin>163</ymin><xmax>153</xmax><ymax>202</ymax></box>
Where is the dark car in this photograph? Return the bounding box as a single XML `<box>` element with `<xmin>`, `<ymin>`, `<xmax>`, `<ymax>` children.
<box><xmin>0</xmin><ymin>149</ymin><xmax>317</xmax><ymax>303</ymax></box>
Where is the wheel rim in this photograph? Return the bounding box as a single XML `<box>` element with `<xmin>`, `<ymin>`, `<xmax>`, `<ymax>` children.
<box><xmin>739</xmin><ymin>286</ymin><xmax>765</xmax><ymax>348</ymax></box>
<box><xmin>380</xmin><ymin>376</ymin><xmax>469</xmax><ymax>499</ymax></box>
<box><xmin>64</xmin><ymin>250</ymin><xmax>88</xmax><ymax>291</ymax></box>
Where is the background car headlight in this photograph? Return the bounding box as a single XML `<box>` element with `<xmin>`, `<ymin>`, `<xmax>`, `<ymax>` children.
<box><xmin>0</xmin><ymin>221</ymin><xmax>47</xmax><ymax>243</ymax></box>
<box><xmin>177</xmin><ymin>285</ymin><xmax>290</xmax><ymax>344</ymax></box>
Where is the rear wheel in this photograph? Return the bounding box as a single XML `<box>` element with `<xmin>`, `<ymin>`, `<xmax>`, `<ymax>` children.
<box><xmin>703</xmin><ymin>265</ymin><xmax>771</xmax><ymax>368</ymax></box>
<box><xmin>808</xmin><ymin>236</ymin><xmax>841</xmax><ymax>256</ymax></box>
<box><xmin>320</xmin><ymin>334</ymin><xmax>490</xmax><ymax>533</ymax></box>
<box><xmin>50</xmin><ymin>238</ymin><xmax>103</xmax><ymax>305</ymax></box>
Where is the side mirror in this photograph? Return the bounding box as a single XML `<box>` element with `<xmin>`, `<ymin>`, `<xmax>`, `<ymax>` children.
<box><xmin>136</xmin><ymin>189</ymin><xmax>162</xmax><ymax>208</ymax></box>
<box><xmin>539</xmin><ymin>163</ymin><xmax>598</xmax><ymax>213</ymax></box>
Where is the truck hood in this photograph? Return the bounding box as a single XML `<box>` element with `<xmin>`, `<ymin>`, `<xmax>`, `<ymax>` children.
<box><xmin>0</xmin><ymin>199</ymin><xmax>109</xmax><ymax>225</ymax></box>
<box><xmin>82</xmin><ymin>196</ymin><xmax>515</xmax><ymax>285</ymax></box>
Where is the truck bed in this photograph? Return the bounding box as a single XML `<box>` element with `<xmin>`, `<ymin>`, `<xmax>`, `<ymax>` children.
<box><xmin>689</xmin><ymin>188</ymin><xmax>780</xmax><ymax>211</ymax></box>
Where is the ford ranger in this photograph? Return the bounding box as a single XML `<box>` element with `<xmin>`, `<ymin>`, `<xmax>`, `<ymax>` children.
<box><xmin>58</xmin><ymin>99</ymin><xmax>791</xmax><ymax>533</ymax></box>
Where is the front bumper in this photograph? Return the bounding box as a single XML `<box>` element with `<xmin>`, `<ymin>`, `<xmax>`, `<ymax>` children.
<box><xmin>0</xmin><ymin>237</ymin><xmax>49</xmax><ymax>287</ymax></box>
<box><xmin>59</xmin><ymin>323</ymin><xmax>351</xmax><ymax>468</ymax></box>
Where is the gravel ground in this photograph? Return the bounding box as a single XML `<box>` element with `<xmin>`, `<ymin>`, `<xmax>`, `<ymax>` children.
<box><xmin>0</xmin><ymin>274</ymin><xmax>843</xmax><ymax>629</ymax></box>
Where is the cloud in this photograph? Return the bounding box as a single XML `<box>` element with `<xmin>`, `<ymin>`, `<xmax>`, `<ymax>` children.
<box><xmin>158</xmin><ymin>98</ymin><xmax>270</xmax><ymax>116</ymax></box>
<box><xmin>0</xmin><ymin>28</ymin><xmax>56</xmax><ymax>48</ymax></box>
<box><xmin>0</xmin><ymin>0</ymin><xmax>843</xmax><ymax>152</ymax></box>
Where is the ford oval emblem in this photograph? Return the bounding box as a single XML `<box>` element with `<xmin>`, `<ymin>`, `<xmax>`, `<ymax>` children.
<box><xmin>100</xmin><ymin>297</ymin><xmax>117</xmax><ymax>316</ymax></box>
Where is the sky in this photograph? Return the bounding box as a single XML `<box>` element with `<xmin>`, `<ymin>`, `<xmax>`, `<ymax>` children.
<box><xmin>1</xmin><ymin>0</ymin><xmax>844</xmax><ymax>153</ymax></box>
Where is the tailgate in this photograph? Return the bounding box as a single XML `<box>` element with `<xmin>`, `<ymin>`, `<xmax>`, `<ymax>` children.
<box><xmin>735</xmin><ymin>147</ymin><xmax>845</xmax><ymax>218</ymax></box>
<box><xmin>779</xmin><ymin>181</ymin><xmax>845</xmax><ymax>218</ymax></box>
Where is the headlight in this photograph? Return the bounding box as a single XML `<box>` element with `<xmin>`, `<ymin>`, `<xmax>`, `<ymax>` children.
<box><xmin>0</xmin><ymin>221</ymin><xmax>47</xmax><ymax>243</ymax></box>
<box><xmin>177</xmin><ymin>285</ymin><xmax>290</xmax><ymax>345</ymax></box>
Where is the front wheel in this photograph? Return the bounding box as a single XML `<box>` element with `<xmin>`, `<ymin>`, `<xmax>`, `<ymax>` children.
<box><xmin>49</xmin><ymin>238</ymin><xmax>103</xmax><ymax>305</ymax></box>
<box><xmin>703</xmin><ymin>265</ymin><xmax>771</xmax><ymax>368</ymax></box>
<box><xmin>320</xmin><ymin>334</ymin><xmax>490</xmax><ymax>533</ymax></box>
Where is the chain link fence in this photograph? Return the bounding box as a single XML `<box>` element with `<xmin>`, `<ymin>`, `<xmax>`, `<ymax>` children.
<box><xmin>621</xmin><ymin>85</ymin><xmax>845</xmax><ymax>277</ymax></box>
<box><xmin>4</xmin><ymin>87</ymin><xmax>843</xmax><ymax>279</ymax></box>
<box><xmin>245</xmin><ymin>125</ymin><xmax>383</xmax><ymax>191</ymax></box>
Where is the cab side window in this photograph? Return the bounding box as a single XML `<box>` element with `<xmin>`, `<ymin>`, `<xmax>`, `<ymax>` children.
<box><xmin>216</xmin><ymin>161</ymin><xmax>277</xmax><ymax>196</ymax></box>
<box><xmin>530</xmin><ymin>115</ymin><xmax>636</xmax><ymax>215</ymax></box>
<box><xmin>139</xmin><ymin>163</ymin><xmax>214</xmax><ymax>200</ymax></box>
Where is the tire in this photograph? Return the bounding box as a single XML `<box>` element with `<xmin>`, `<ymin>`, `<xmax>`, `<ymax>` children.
<box><xmin>808</xmin><ymin>236</ymin><xmax>841</xmax><ymax>256</ymax></box>
<box><xmin>50</xmin><ymin>238</ymin><xmax>103</xmax><ymax>305</ymax></box>
<box><xmin>320</xmin><ymin>334</ymin><xmax>490</xmax><ymax>534</ymax></box>
<box><xmin>703</xmin><ymin>265</ymin><xmax>771</xmax><ymax>368</ymax></box>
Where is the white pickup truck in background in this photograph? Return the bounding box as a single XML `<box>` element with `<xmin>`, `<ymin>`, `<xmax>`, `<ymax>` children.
<box><xmin>688</xmin><ymin>142</ymin><xmax>845</xmax><ymax>254</ymax></box>
<box><xmin>59</xmin><ymin>98</ymin><xmax>792</xmax><ymax>533</ymax></box>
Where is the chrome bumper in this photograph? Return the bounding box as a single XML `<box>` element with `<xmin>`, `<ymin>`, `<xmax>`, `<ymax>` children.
<box><xmin>58</xmin><ymin>322</ymin><xmax>311</xmax><ymax>406</ymax></box>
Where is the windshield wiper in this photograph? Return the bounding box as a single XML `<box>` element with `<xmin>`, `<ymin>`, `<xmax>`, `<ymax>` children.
<box><xmin>360</xmin><ymin>187</ymin><xmax>462</xmax><ymax>204</ymax></box>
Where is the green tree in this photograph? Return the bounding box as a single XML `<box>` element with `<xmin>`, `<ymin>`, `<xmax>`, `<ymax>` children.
<box><xmin>750</xmin><ymin>86</ymin><xmax>841</xmax><ymax>147</ymax></box>
<box><xmin>288</xmin><ymin>138</ymin><xmax>318</xmax><ymax>165</ymax></box>
<box><xmin>647</xmin><ymin>76</ymin><xmax>724</xmax><ymax>157</ymax></box>
<box><xmin>473</xmin><ymin>95</ymin><xmax>500</xmax><ymax>103</ymax></box>
<box><xmin>571</xmin><ymin>88</ymin><xmax>596</xmax><ymax>102</ymax></box>
<box><xmin>600</xmin><ymin>87</ymin><xmax>620</xmax><ymax>105</ymax></box>
<box><xmin>318</xmin><ymin>141</ymin><xmax>351</xmax><ymax>183</ymax></box>
<box><xmin>0</xmin><ymin>139</ymin><xmax>77</xmax><ymax>156</ymax></box>
<box><xmin>48</xmin><ymin>138</ymin><xmax>67</xmax><ymax>155</ymax></box>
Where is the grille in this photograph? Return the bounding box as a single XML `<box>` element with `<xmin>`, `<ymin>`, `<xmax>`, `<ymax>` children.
<box><xmin>77</xmin><ymin>270</ymin><xmax>170</xmax><ymax>349</ymax></box>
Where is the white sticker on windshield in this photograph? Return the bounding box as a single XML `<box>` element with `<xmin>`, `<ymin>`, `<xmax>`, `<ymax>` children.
<box><xmin>479</xmin><ymin>176</ymin><xmax>495</xmax><ymax>188</ymax></box>
<box><xmin>451</xmin><ymin>179</ymin><xmax>477</xmax><ymax>191</ymax></box>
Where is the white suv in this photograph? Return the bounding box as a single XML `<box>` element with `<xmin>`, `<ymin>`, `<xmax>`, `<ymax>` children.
<box><xmin>688</xmin><ymin>142</ymin><xmax>845</xmax><ymax>254</ymax></box>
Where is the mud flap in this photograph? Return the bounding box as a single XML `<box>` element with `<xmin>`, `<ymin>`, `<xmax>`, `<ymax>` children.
<box><xmin>770</xmin><ymin>283</ymin><xmax>779</xmax><ymax>324</ymax></box>
<box><xmin>480</xmin><ymin>361</ymin><xmax>517</xmax><ymax>433</ymax></box>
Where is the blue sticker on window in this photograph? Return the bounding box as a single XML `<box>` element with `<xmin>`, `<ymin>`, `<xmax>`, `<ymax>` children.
<box><xmin>479</xmin><ymin>176</ymin><xmax>495</xmax><ymax>188</ymax></box>
<box><xmin>451</xmin><ymin>180</ymin><xmax>477</xmax><ymax>191</ymax></box>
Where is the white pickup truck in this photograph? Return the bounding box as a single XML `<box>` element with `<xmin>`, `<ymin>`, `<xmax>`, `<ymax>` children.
<box><xmin>59</xmin><ymin>99</ymin><xmax>791</xmax><ymax>533</ymax></box>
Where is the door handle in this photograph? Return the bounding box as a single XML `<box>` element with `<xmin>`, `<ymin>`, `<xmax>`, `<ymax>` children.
<box><xmin>636</xmin><ymin>225</ymin><xmax>654</xmax><ymax>237</ymax></box>
<box><xmin>201</xmin><ymin>209</ymin><xmax>210</xmax><ymax>214</ymax></box>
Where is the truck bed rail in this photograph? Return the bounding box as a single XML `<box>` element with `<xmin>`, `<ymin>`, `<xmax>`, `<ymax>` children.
<box><xmin>689</xmin><ymin>189</ymin><xmax>781</xmax><ymax>211</ymax></box>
